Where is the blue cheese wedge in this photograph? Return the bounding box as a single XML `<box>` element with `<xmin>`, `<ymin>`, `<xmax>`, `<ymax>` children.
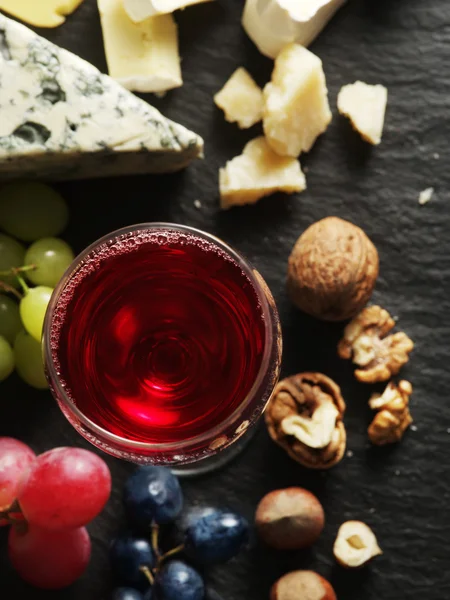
<box><xmin>0</xmin><ymin>14</ymin><xmax>203</xmax><ymax>181</ymax></box>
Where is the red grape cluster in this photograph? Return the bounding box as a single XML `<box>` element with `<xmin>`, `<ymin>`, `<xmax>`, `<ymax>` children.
<box><xmin>0</xmin><ymin>437</ymin><xmax>112</xmax><ymax>589</ymax></box>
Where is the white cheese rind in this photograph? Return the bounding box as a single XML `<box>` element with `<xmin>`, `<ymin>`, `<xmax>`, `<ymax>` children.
<box><xmin>124</xmin><ymin>0</ymin><xmax>211</xmax><ymax>22</ymax></box>
<box><xmin>242</xmin><ymin>0</ymin><xmax>347</xmax><ymax>59</ymax></box>
<box><xmin>219</xmin><ymin>136</ymin><xmax>306</xmax><ymax>209</ymax></box>
<box><xmin>0</xmin><ymin>14</ymin><xmax>202</xmax><ymax>180</ymax></box>
<box><xmin>263</xmin><ymin>43</ymin><xmax>332</xmax><ymax>157</ymax></box>
<box><xmin>214</xmin><ymin>68</ymin><xmax>263</xmax><ymax>129</ymax></box>
<box><xmin>98</xmin><ymin>0</ymin><xmax>182</xmax><ymax>93</ymax></box>
<box><xmin>337</xmin><ymin>81</ymin><xmax>388</xmax><ymax>145</ymax></box>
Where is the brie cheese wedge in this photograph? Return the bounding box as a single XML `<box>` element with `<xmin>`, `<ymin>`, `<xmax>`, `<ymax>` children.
<box><xmin>124</xmin><ymin>0</ymin><xmax>211</xmax><ymax>22</ymax></box>
<box><xmin>0</xmin><ymin>14</ymin><xmax>203</xmax><ymax>181</ymax></box>
<box><xmin>0</xmin><ymin>0</ymin><xmax>84</xmax><ymax>28</ymax></box>
<box><xmin>242</xmin><ymin>0</ymin><xmax>346</xmax><ymax>59</ymax></box>
<box><xmin>214</xmin><ymin>68</ymin><xmax>263</xmax><ymax>129</ymax></box>
<box><xmin>263</xmin><ymin>43</ymin><xmax>332</xmax><ymax>157</ymax></box>
<box><xmin>98</xmin><ymin>0</ymin><xmax>182</xmax><ymax>93</ymax></box>
<box><xmin>337</xmin><ymin>81</ymin><xmax>388</xmax><ymax>145</ymax></box>
<box><xmin>219</xmin><ymin>137</ymin><xmax>306</xmax><ymax>209</ymax></box>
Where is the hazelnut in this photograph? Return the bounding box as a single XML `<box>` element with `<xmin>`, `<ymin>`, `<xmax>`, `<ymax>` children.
<box><xmin>265</xmin><ymin>372</ymin><xmax>346</xmax><ymax>469</ymax></box>
<box><xmin>338</xmin><ymin>305</ymin><xmax>414</xmax><ymax>383</ymax></box>
<box><xmin>287</xmin><ymin>217</ymin><xmax>379</xmax><ymax>322</ymax></box>
<box><xmin>368</xmin><ymin>380</ymin><xmax>413</xmax><ymax>445</ymax></box>
<box><xmin>255</xmin><ymin>487</ymin><xmax>324</xmax><ymax>550</ymax></box>
<box><xmin>271</xmin><ymin>571</ymin><xmax>336</xmax><ymax>600</ymax></box>
<box><xmin>333</xmin><ymin>521</ymin><xmax>382</xmax><ymax>568</ymax></box>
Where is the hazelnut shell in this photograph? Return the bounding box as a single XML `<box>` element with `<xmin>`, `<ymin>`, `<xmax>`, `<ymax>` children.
<box><xmin>271</xmin><ymin>570</ymin><xmax>337</xmax><ymax>600</ymax></box>
<box><xmin>287</xmin><ymin>216</ymin><xmax>379</xmax><ymax>322</ymax></box>
<box><xmin>255</xmin><ymin>487</ymin><xmax>324</xmax><ymax>550</ymax></box>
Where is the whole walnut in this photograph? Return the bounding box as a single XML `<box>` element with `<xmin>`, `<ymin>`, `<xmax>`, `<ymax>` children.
<box><xmin>287</xmin><ymin>217</ymin><xmax>379</xmax><ymax>321</ymax></box>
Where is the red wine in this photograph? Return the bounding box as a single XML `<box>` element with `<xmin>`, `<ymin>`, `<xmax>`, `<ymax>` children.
<box><xmin>50</xmin><ymin>229</ymin><xmax>266</xmax><ymax>444</ymax></box>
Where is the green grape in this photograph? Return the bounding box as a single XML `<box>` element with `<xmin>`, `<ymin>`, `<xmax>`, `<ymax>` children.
<box><xmin>0</xmin><ymin>233</ymin><xmax>26</xmax><ymax>288</ymax></box>
<box><xmin>25</xmin><ymin>238</ymin><xmax>74</xmax><ymax>288</ymax></box>
<box><xmin>0</xmin><ymin>294</ymin><xmax>22</xmax><ymax>345</ymax></box>
<box><xmin>0</xmin><ymin>335</ymin><xmax>14</xmax><ymax>382</ymax></box>
<box><xmin>14</xmin><ymin>330</ymin><xmax>48</xmax><ymax>389</ymax></box>
<box><xmin>0</xmin><ymin>182</ymin><xmax>69</xmax><ymax>242</ymax></box>
<box><xmin>20</xmin><ymin>286</ymin><xmax>53</xmax><ymax>342</ymax></box>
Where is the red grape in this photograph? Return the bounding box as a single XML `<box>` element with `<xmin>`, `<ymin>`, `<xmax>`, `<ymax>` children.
<box><xmin>8</xmin><ymin>524</ymin><xmax>91</xmax><ymax>589</ymax></box>
<box><xmin>18</xmin><ymin>447</ymin><xmax>111</xmax><ymax>530</ymax></box>
<box><xmin>0</xmin><ymin>438</ymin><xmax>35</xmax><ymax>512</ymax></box>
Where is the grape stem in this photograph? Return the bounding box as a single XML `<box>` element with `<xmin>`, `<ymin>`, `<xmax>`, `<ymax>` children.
<box><xmin>0</xmin><ymin>280</ymin><xmax>22</xmax><ymax>300</ymax></box>
<box><xmin>140</xmin><ymin>566</ymin><xmax>155</xmax><ymax>586</ymax></box>
<box><xmin>152</xmin><ymin>523</ymin><xmax>161</xmax><ymax>559</ymax></box>
<box><xmin>158</xmin><ymin>544</ymin><xmax>185</xmax><ymax>564</ymax></box>
<box><xmin>0</xmin><ymin>264</ymin><xmax>36</xmax><ymax>277</ymax></box>
<box><xmin>0</xmin><ymin>501</ymin><xmax>28</xmax><ymax>533</ymax></box>
<box><xmin>16</xmin><ymin>274</ymin><xmax>29</xmax><ymax>295</ymax></box>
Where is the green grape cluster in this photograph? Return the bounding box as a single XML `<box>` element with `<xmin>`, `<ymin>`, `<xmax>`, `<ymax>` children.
<box><xmin>0</xmin><ymin>182</ymin><xmax>74</xmax><ymax>389</ymax></box>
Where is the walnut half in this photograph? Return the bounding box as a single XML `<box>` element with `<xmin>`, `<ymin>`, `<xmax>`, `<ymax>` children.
<box><xmin>368</xmin><ymin>380</ymin><xmax>413</xmax><ymax>445</ymax></box>
<box><xmin>265</xmin><ymin>372</ymin><xmax>346</xmax><ymax>469</ymax></box>
<box><xmin>338</xmin><ymin>305</ymin><xmax>414</xmax><ymax>383</ymax></box>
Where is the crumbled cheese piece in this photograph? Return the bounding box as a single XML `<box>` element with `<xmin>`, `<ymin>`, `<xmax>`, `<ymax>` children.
<box><xmin>242</xmin><ymin>0</ymin><xmax>346</xmax><ymax>59</ymax></box>
<box><xmin>0</xmin><ymin>0</ymin><xmax>84</xmax><ymax>28</ymax></box>
<box><xmin>418</xmin><ymin>187</ymin><xmax>434</xmax><ymax>205</ymax></box>
<box><xmin>219</xmin><ymin>136</ymin><xmax>306</xmax><ymax>209</ymax></box>
<box><xmin>124</xmin><ymin>0</ymin><xmax>211</xmax><ymax>22</ymax></box>
<box><xmin>214</xmin><ymin>68</ymin><xmax>263</xmax><ymax>129</ymax></box>
<box><xmin>263</xmin><ymin>44</ymin><xmax>332</xmax><ymax>157</ymax></box>
<box><xmin>98</xmin><ymin>0</ymin><xmax>181</xmax><ymax>93</ymax></box>
<box><xmin>337</xmin><ymin>81</ymin><xmax>388</xmax><ymax>145</ymax></box>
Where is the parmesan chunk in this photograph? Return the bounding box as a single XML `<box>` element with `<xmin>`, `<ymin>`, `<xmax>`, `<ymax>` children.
<box><xmin>219</xmin><ymin>137</ymin><xmax>306</xmax><ymax>209</ymax></box>
<box><xmin>337</xmin><ymin>81</ymin><xmax>388</xmax><ymax>145</ymax></box>
<box><xmin>214</xmin><ymin>68</ymin><xmax>263</xmax><ymax>129</ymax></box>
<box><xmin>263</xmin><ymin>44</ymin><xmax>332</xmax><ymax>157</ymax></box>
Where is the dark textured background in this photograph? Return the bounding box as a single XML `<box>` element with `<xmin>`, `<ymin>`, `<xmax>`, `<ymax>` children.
<box><xmin>1</xmin><ymin>0</ymin><xmax>450</xmax><ymax>597</ymax></box>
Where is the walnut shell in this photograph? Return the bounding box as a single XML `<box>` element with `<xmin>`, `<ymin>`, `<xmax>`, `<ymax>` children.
<box><xmin>287</xmin><ymin>217</ymin><xmax>379</xmax><ymax>321</ymax></box>
<box><xmin>271</xmin><ymin>571</ymin><xmax>337</xmax><ymax>600</ymax></box>
<box><xmin>265</xmin><ymin>372</ymin><xmax>346</xmax><ymax>469</ymax></box>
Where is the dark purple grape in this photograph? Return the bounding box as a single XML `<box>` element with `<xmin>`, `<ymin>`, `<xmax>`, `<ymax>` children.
<box><xmin>112</xmin><ymin>588</ymin><xmax>144</xmax><ymax>600</ymax></box>
<box><xmin>124</xmin><ymin>467</ymin><xmax>183</xmax><ymax>527</ymax></box>
<box><xmin>155</xmin><ymin>560</ymin><xmax>204</xmax><ymax>600</ymax></box>
<box><xmin>184</xmin><ymin>508</ymin><xmax>249</xmax><ymax>565</ymax></box>
<box><xmin>110</xmin><ymin>535</ymin><xmax>155</xmax><ymax>591</ymax></box>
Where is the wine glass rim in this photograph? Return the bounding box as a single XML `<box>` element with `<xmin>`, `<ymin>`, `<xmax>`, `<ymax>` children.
<box><xmin>43</xmin><ymin>222</ymin><xmax>278</xmax><ymax>455</ymax></box>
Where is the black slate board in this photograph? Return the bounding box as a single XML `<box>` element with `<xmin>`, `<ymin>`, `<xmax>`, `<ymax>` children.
<box><xmin>1</xmin><ymin>0</ymin><xmax>450</xmax><ymax>598</ymax></box>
